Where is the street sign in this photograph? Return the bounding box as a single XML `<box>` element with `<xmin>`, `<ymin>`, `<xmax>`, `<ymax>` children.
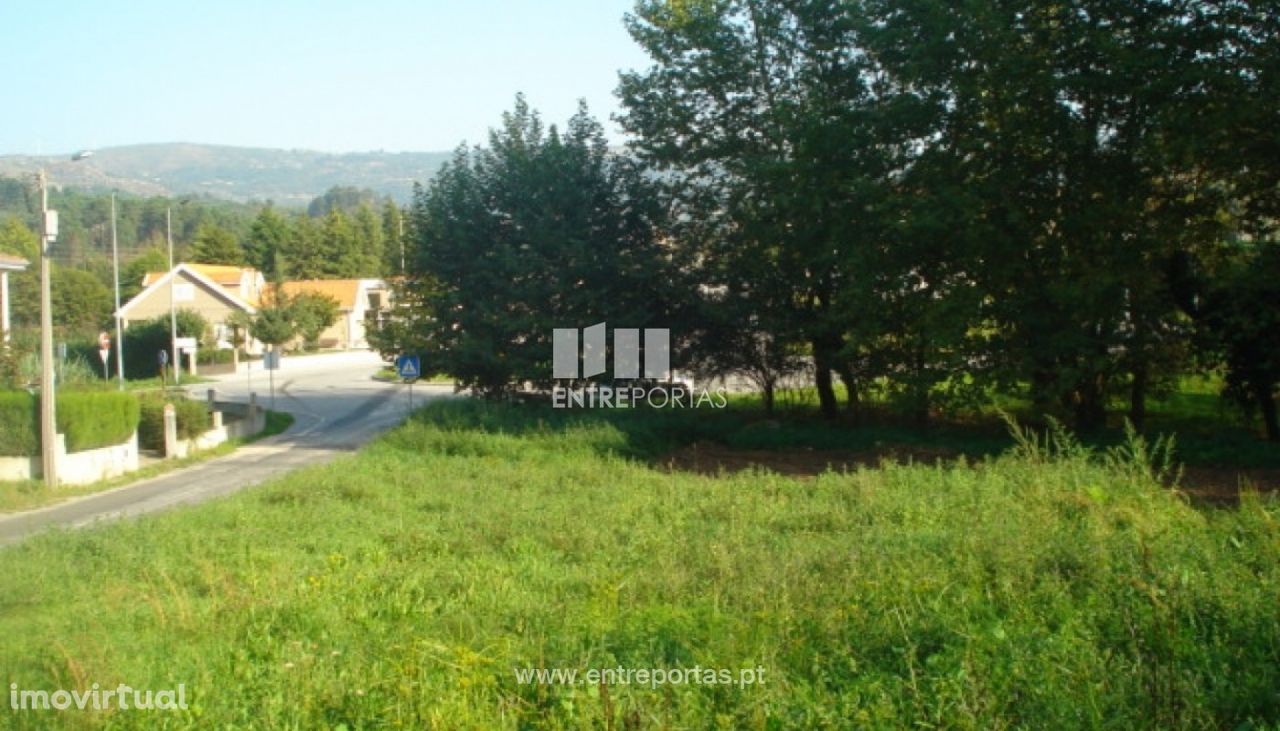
<box><xmin>263</xmin><ymin>351</ymin><xmax>281</xmax><ymax>370</ymax></box>
<box><xmin>396</xmin><ymin>354</ymin><xmax>420</xmax><ymax>381</ymax></box>
<box><xmin>175</xmin><ymin>336</ymin><xmax>197</xmax><ymax>352</ymax></box>
<box><xmin>98</xmin><ymin>331</ymin><xmax>110</xmax><ymax>378</ymax></box>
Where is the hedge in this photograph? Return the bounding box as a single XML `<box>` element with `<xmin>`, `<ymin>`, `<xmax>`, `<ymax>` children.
<box><xmin>138</xmin><ymin>395</ymin><xmax>211</xmax><ymax>451</ymax></box>
<box><xmin>57</xmin><ymin>392</ymin><xmax>141</xmax><ymax>453</ymax></box>
<box><xmin>0</xmin><ymin>391</ymin><xmax>38</xmax><ymax>457</ymax></box>
<box><xmin>0</xmin><ymin>391</ymin><xmax>140</xmax><ymax>456</ymax></box>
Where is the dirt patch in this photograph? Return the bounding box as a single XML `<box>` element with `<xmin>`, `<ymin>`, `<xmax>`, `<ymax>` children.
<box><xmin>1176</xmin><ymin>467</ymin><xmax>1280</xmax><ymax>506</ymax></box>
<box><xmin>659</xmin><ymin>442</ymin><xmax>1280</xmax><ymax>506</ymax></box>
<box><xmin>658</xmin><ymin>441</ymin><xmax>958</xmax><ymax>478</ymax></box>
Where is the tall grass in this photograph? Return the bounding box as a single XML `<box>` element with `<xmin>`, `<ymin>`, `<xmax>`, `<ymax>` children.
<box><xmin>0</xmin><ymin>400</ymin><xmax>1276</xmax><ymax>729</ymax></box>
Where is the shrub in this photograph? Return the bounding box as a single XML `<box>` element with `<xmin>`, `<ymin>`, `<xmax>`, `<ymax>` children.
<box><xmin>122</xmin><ymin>310</ymin><xmax>209</xmax><ymax>380</ymax></box>
<box><xmin>0</xmin><ymin>391</ymin><xmax>138</xmax><ymax>456</ymax></box>
<box><xmin>55</xmin><ymin>391</ymin><xmax>140</xmax><ymax>453</ymax></box>
<box><xmin>0</xmin><ymin>391</ymin><xmax>37</xmax><ymax>456</ymax></box>
<box><xmin>137</xmin><ymin>394</ymin><xmax>211</xmax><ymax>451</ymax></box>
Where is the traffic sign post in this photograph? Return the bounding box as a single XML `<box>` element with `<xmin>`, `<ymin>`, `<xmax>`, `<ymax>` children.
<box><xmin>98</xmin><ymin>331</ymin><xmax>110</xmax><ymax>380</ymax></box>
<box><xmin>396</xmin><ymin>354</ymin><xmax>421</xmax><ymax>412</ymax></box>
<box><xmin>264</xmin><ymin>350</ymin><xmax>281</xmax><ymax>411</ymax></box>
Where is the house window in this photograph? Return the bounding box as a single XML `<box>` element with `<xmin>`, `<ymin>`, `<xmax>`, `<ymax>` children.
<box><xmin>173</xmin><ymin>283</ymin><xmax>195</xmax><ymax>302</ymax></box>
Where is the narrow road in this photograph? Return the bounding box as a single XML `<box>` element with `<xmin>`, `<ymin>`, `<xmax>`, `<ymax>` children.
<box><xmin>0</xmin><ymin>351</ymin><xmax>448</xmax><ymax>547</ymax></box>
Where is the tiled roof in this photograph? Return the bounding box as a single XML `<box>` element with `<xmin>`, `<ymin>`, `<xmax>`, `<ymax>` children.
<box><xmin>144</xmin><ymin>264</ymin><xmax>254</xmax><ymax>287</ymax></box>
<box><xmin>280</xmin><ymin>279</ymin><xmax>365</xmax><ymax>310</ymax></box>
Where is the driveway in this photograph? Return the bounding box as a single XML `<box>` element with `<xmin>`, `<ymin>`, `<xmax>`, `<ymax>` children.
<box><xmin>0</xmin><ymin>350</ymin><xmax>448</xmax><ymax>546</ymax></box>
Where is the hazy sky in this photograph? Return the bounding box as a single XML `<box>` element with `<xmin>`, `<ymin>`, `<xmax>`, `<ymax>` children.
<box><xmin>0</xmin><ymin>0</ymin><xmax>652</xmax><ymax>155</ymax></box>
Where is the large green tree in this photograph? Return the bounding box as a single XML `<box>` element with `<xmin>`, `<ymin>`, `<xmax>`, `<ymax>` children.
<box><xmin>189</xmin><ymin>223</ymin><xmax>244</xmax><ymax>265</ymax></box>
<box><xmin>398</xmin><ymin>97</ymin><xmax>676</xmax><ymax>396</ymax></box>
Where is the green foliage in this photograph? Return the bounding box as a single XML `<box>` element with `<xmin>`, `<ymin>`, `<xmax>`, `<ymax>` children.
<box><xmin>245</xmin><ymin>206</ymin><xmax>290</xmax><ymax>280</ymax></box>
<box><xmin>0</xmin><ymin>390</ymin><xmax>139</xmax><ymax>456</ymax></box>
<box><xmin>0</xmin><ymin>215</ymin><xmax>38</xmax><ymax>260</ymax></box>
<box><xmin>189</xmin><ymin>223</ymin><xmax>244</xmax><ymax>265</ymax></box>
<box><xmin>121</xmin><ymin>310</ymin><xmax>209</xmax><ymax>379</ymax></box>
<box><xmin>0</xmin><ymin>390</ymin><xmax>37</xmax><ymax>456</ymax></box>
<box><xmin>617</xmin><ymin>0</ymin><xmax>1277</xmax><ymax>435</ymax></box>
<box><xmin>399</xmin><ymin>96</ymin><xmax>679</xmax><ymax>397</ymax></box>
<box><xmin>0</xmin><ymin>399</ymin><xmax>1276</xmax><ymax>728</ymax></box>
<box><xmin>55</xmin><ymin>391</ymin><xmax>140</xmax><ymax>453</ymax></box>
<box><xmin>119</xmin><ymin>247</ymin><xmax>170</xmax><ymax>301</ymax></box>
<box><xmin>289</xmin><ymin>291</ymin><xmax>340</xmax><ymax>350</ymax></box>
<box><xmin>136</xmin><ymin>394</ymin><xmax>210</xmax><ymax>450</ymax></box>
<box><xmin>249</xmin><ymin>289</ymin><xmax>297</xmax><ymax>347</ymax></box>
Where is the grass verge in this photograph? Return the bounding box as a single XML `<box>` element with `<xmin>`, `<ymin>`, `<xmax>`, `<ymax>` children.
<box><xmin>0</xmin><ymin>400</ymin><xmax>1275</xmax><ymax>729</ymax></box>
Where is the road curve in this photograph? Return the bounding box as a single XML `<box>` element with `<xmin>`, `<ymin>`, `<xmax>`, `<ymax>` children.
<box><xmin>0</xmin><ymin>351</ymin><xmax>448</xmax><ymax>547</ymax></box>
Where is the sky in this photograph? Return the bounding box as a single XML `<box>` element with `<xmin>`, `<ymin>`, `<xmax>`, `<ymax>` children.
<box><xmin>0</xmin><ymin>0</ymin><xmax>653</xmax><ymax>155</ymax></box>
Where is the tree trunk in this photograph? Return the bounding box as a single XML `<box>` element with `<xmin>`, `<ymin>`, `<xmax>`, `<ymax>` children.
<box><xmin>912</xmin><ymin>347</ymin><xmax>929</xmax><ymax>427</ymax></box>
<box><xmin>1073</xmin><ymin>374</ymin><xmax>1107</xmax><ymax>433</ymax></box>
<box><xmin>1256</xmin><ymin>382</ymin><xmax>1279</xmax><ymax>442</ymax></box>
<box><xmin>1129</xmin><ymin>361</ymin><xmax>1148</xmax><ymax>432</ymax></box>
<box><xmin>762</xmin><ymin>378</ymin><xmax>775</xmax><ymax>416</ymax></box>
<box><xmin>812</xmin><ymin>338</ymin><xmax>838</xmax><ymax>419</ymax></box>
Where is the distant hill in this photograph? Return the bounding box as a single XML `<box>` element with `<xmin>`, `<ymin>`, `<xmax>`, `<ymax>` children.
<box><xmin>0</xmin><ymin>143</ymin><xmax>453</xmax><ymax>206</ymax></box>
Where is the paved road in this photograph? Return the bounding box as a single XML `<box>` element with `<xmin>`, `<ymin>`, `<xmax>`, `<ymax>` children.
<box><xmin>0</xmin><ymin>351</ymin><xmax>448</xmax><ymax>547</ymax></box>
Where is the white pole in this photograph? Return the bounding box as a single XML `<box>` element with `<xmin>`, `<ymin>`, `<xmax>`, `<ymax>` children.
<box><xmin>167</xmin><ymin>206</ymin><xmax>179</xmax><ymax>387</ymax></box>
<box><xmin>1</xmin><ymin>270</ymin><xmax>9</xmax><ymax>342</ymax></box>
<box><xmin>111</xmin><ymin>192</ymin><xmax>124</xmax><ymax>390</ymax></box>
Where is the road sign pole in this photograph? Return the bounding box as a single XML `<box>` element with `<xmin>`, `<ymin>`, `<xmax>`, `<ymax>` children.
<box><xmin>269</xmin><ymin>364</ymin><xmax>275</xmax><ymax>411</ymax></box>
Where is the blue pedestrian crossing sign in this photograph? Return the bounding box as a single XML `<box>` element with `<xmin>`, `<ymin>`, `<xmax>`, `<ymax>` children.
<box><xmin>396</xmin><ymin>354</ymin><xmax>421</xmax><ymax>381</ymax></box>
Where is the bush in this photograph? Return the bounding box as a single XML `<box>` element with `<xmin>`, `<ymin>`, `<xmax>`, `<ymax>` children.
<box><xmin>0</xmin><ymin>391</ymin><xmax>37</xmax><ymax>456</ymax></box>
<box><xmin>0</xmin><ymin>390</ymin><xmax>138</xmax><ymax>456</ymax></box>
<box><xmin>122</xmin><ymin>310</ymin><xmax>209</xmax><ymax>380</ymax></box>
<box><xmin>55</xmin><ymin>392</ymin><xmax>140</xmax><ymax>453</ymax></box>
<box><xmin>137</xmin><ymin>394</ymin><xmax>211</xmax><ymax>451</ymax></box>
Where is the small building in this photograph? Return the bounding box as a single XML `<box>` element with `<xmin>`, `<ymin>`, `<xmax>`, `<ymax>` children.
<box><xmin>0</xmin><ymin>253</ymin><xmax>29</xmax><ymax>343</ymax></box>
<box><xmin>117</xmin><ymin>263</ymin><xmax>264</xmax><ymax>353</ymax></box>
<box><xmin>280</xmin><ymin>279</ymin><xmax>389</xmax><ymax>349</ymax></box>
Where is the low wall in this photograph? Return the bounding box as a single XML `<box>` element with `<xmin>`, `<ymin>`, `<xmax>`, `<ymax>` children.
<box><xmin>0</xmin><ymin>432</ymin><xmax>139</xmax><ymax>486</ymax></box>
<box><xmin>165</xmin><ymin>397</ymin><xmax>266</xmax><ymax>459</ymax></box>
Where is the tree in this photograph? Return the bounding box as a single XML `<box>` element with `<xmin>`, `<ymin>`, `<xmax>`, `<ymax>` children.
<box><xmin>620</xmin><ymin>0</ymin><xmax>892</xmax><ymax>419</ymax></box>
<box><xmin>381</xmin><ymin>200</ymin><xmax>407</xmax><ymax>275</ymax></box>
<box><xmin>290</xmin><ymin>291</ymin><xmax>340</xmax><ymax>350</ymax></box>
<box><xmin>307</xmin><ymin>186</ymin><xmax>380</xmax><ymax>218</ymax></box>
<box><xmin>189</xmin><ymin>224</ymin><xmax>244</xmax><ymax>265</ymax></box>
<box><xmin>0</xmin><ymin>216</ymin><xmax>38</xmax><ymax>261</ymax></box>
<box><xmin>400</xmin><ymin>96</ymin><xmax>675</xmax><ymax>397</ymax></box>
<box><xmin>120</xmin><ymin>248</ymin><xmax>170</xmax><ymax>302</ymax></box>
<box><xmin>121</xmin><ymin>310</ymin><xmax>207</xmax><ymax>379</ymax></box>
<box><xmin>245</xmin><ymin>284</ymin><xmax>294</xmax><ymax>351</ymax></box>
<box><xmin>246</xmin><ymin>206</ymin><xmax>290</xmax><ymax>278</ymax></box>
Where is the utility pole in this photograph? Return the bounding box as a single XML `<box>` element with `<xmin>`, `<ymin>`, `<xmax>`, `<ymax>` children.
<box><xmin>37</xmin><ymin>171</ymin><xmax>58</xmax><ymax>487</ymax></box>
<box><xmin>167</xmin><ymin>205</ymin><xmax>179</xmax><ymax>387</ymax></box>
<box><xmin>111</xmin><ymin>192</ymin><xmax>124</xmax><ymax>390</ymax></box>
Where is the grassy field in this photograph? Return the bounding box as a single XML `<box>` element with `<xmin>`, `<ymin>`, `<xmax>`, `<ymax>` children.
<box><xmin>0</xmin><ymin>399</ymin><xmax>1276</xmax><ymax>729</ymax></box>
